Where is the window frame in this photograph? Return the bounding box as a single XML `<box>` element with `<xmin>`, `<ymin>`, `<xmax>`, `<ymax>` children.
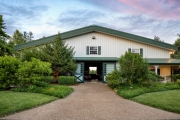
<box><xmin>131</xmin><ymin>48</ymin><xmax>140</xmax><ymax>54</ymax></box>
<box><xmin>89</xmin><ymin>46</ymin><xmax>98</xmax><ymax>55</ymax></box>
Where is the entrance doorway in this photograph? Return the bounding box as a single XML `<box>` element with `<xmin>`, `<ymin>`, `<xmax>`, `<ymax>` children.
<box><xmin>84</xmin><ymin>62</ymin><xmax>102</xmax><ymax>82</ymax></box>
<box><xmin>74</xmin><ymin>61</ymin><xmax>116</xmax><ymax>83</ymax></box>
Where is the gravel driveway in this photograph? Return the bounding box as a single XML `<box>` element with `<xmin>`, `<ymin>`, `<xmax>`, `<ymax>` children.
<box><xmin>3</xmin><ymin>82</ymin><xmax>180</xmax><ymax>120</ymax></box>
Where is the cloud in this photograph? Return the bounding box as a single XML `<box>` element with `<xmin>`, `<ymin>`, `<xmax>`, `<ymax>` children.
<box><xmin>118</xmin><ymin>0</ymin><xmax>180</xmax><ymax>20</ymax></box>
<box><xmin>53</xmin><ymin>8</ymin><xmax>179</xmax><ymax>43</ymax></box>
<box><xmin>1</xmin><ymin>0</ymin><xmax>179</xmax><ymax>44</ymax></box>
<box><xmin>0</xmin><ymin>0</ymin><xmax>48</xmax><ymax>36</ymax></box>
<box><xmin>57</xmin><ymin>8</ymin><xmax>106</xmax><ymax>30</ymax></box>
<box><xmin>80</xmin><ymin>0</ymin><xmax>180</xmax><ymax>20</ymax></box>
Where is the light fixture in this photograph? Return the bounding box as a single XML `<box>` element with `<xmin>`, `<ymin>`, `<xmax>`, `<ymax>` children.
<box><xmin>92</xmin><ymin>36</ymin><xmax>96</xmax><ymax>39</ymax></box>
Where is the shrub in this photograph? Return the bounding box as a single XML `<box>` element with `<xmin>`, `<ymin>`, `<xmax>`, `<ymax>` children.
<box><xmin>106</xmin><ymin>70</ymin><xmax>122</xmax><ymax>89</ymax></box>
<box><xmin>32</xmin><ymin>81</ymin><xmax>49</xmax><ymax>87</ymax></box>
<box><xmin>43</xmin><ymin>76</ymin><xmax>54</xmax><ymax>83</ymax></box>
<box><xmin>138</xmin><ymin>71</ymin><xmax>163</xmax><ymax>87</ymax></box>
<box><xmin>11</xmin><ymin>87</ymin><xmax>28</xmax><ymax>92</ymax></box>
<box><xmin>58</xmin><ymin>76</ymin><xmax>67</xmax><ymax>85</ymax></box>
<box><xmin>27</xmin><ymin>85</ymin><xmax>43</xmax><ymax>93</ymax></box>
<box><xmin>0</xmin><ymin>56</ymin><xmax>20</xmax><ymax>90</ymax></box>
<box><xmin>58</xmin><ymin>76</ymin><xmax>77</xmax><ymax>85</ymax></box>
<box><xmin>169</xmin><ymin>74</ymin><xmax>180</xmax><ymax>82</ymax></box>
<box><xmin>118</xmin><ymin>52</ymin><xmax>149</xmax><ymax>84</ymax></box>
<box><xmin>16</xmin><ymin>58</ymin><xmax>52</xmax><ymax>87</ymax></box>
<box><xmin>177</xmin><ymin>79</ymin><xmax>180</xmax><ymax>85</ymax></box>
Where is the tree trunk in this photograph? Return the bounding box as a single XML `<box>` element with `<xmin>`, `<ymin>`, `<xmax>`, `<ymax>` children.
<box><xmin>53</xmin><ymin>70</ymin><xmax>59</xmax><ymax>82</ymax></box>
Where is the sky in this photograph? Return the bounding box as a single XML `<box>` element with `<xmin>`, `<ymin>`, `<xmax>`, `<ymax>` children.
<box><xmin>0</xmin><ymin>0</ymin><xmax>180</xmax><ymax>44</ymax></box>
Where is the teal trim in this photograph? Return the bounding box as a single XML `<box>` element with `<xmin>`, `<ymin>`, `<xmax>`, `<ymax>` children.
<box><xmin>98</xmin><ymin>46</ymin><xmax>101</xmax><ymax>55</ymax></box>
<box><xmin>74</xmin><ymin>62</ymin><xmax>84</xmax><ymax>83</ymax></box>
<box><xmin>14</xmin><ymin>25</ymin><xmax>178</xmax><ymax>51</ymax></box>
<box><xmin>146</xmin><ymin>58</ymin><xmax>180</xmax><ymax>65</ymax></box>
<box><xmin>102</xmin><ymin>62</ymin><xmax>116</xmax><ymax>83</ymax></box>
<box><xmin>74</xmin><ymin>57</ymin><xmax>180</xmax><ymax>65</ymax></box>
<box><xmin>86</xmin><ymin>46</ymin><xmax>89</xmax><ymax>55</ymax></box>
<box><xmin>102</xmin><ymin>62</ymin><xmax>104</xmax><ymax>83</ymax></box>
<box><xmin>140</xmin><ymin>48</ymin><xmax>143</xmax><ymax>57</ymax></box>
<box><xmin>74</xmin><ymin>57</ymin><xmax>118</xmax><ymax>61</ymax></box>
<box><xmin>82</xmin><ymin>62</ymin><xmax>84</xmax><ymax>83</ymax></box>
<box><xmin>128</xmin><ymin>48</ymin><xmax>131</xmax><ymax>52</ymax></box>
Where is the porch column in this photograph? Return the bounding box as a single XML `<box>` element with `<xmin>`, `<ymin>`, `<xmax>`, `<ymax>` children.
<box><xmin>154</xmin><ymin>65</ymin><xmax>159</xmax><ymax>75</ymax></box>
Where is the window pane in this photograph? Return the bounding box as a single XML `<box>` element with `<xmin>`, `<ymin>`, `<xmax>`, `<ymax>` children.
<box><xmin>90</xmin><ymin>46</ymin><xmax>98</xmax><ymax>54</ymax></box>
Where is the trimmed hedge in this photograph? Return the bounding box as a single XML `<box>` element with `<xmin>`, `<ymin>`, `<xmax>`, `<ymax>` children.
<box><xmin>58</xmin><ymin>76</ymin><xmax>77</xmax><ymax>85</ymax></box>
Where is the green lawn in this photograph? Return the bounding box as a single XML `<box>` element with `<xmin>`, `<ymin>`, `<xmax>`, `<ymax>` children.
<box><xmin>0</xmin><ymin>91</ymin><xmax>58</xmax><ymax>117</ymax></box>
<box><xmin>131</xmin><ymin>90</ymin><xmax>180</xmax><ymax>113</ymax></box>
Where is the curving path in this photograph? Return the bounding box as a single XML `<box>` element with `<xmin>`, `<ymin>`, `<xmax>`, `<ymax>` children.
<box><xmin>3</xmin><ymin>82</ymin><xmax>180</xmax><ymax>120</ymax></box>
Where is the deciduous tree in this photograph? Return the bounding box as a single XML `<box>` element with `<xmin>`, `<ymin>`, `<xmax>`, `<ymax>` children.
<box><xmin>171</xmin><ymin>34</ymin><xmax>180</xmax><ymax>59</ymax></box>
<box><xmin>11</xmin><ymin>30</ymin><xmax>26</xmax><ymax>45</ymax></box>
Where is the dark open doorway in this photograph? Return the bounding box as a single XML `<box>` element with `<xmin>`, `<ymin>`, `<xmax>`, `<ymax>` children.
<box><xmin>84</xmin><ymin>62</ymin><xmax>102</xmax><ymax>82</ymax></box>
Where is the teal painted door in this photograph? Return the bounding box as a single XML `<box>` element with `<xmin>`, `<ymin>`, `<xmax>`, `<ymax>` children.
<box><xmin>103</xmin><ymin>62</ymin><xmax>116</xmax><ymax>83</ymax></box>
<box><xmin>74</xmin><ymin>62</ymin><xmax>84</xmax><ymax>83</ymax></box>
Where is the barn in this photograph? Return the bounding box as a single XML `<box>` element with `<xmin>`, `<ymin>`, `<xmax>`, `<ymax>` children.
<box><xmin>14</xmin><ymin>25</ymin><xmax>180</xmax><ymax>83</ymax></box>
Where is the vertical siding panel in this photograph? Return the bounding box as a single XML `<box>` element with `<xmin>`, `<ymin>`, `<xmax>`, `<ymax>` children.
<box><xmin>64</xmin><ymin>32</ymin><xmax>171</xmax><ymax>58</ymax></box>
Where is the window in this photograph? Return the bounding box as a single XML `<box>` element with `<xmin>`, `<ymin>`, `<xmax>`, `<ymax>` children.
<box><xmin>132</xmin><ymin>49</ymin><xmax>139</xmax><ymax>54</ymax></box>
<box><xmin>90</xmin><ymin>46</ymin><xmax>98</xmax><ymax>54</ymax></box>
<box><xmin>128</xmin><ymin>48</ymin><xmax>143</xmax><ymax>57</ymax></box>
<box><xmin>86</xmin><ymin>46</ymin><xmax>101</xmax><ymax>55</ymax></box>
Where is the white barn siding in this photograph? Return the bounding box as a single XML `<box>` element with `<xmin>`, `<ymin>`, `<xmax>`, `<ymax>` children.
<box><xmin>64</xmin><ymin>32</ymin><xmax>171</xmax><ymax>58</ymax></box>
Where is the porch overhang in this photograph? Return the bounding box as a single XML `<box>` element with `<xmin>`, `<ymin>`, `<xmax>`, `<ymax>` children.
<box><xmin>74</xmin><ymin>57</ymin><xmax>180</xmax><ymax>65</ymax></box>
<box><xmin>146</xmin><ymin>58</ymin><xmax>180</xmax><ymax>65</ymax></box>
<box><xmin>74</xmin><ymin>57</ymin><xmax>119</xmax><ymax>61</ymax></box>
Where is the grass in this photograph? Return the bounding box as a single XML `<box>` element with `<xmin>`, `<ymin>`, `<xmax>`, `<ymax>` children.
<box><xmin>0</xmin><ymin>91</ymin><xmax>58</xmax><ymax>117</ymax></box>
<box><xmin>41</xmin><ymin>85</ymin><xmax>73</xmax><ymax>98</ymax></box>
<box><xmin>131</xmin><ymin>90</ymin><xmax>180</xmax><ymax>113</ymax></box>
<box><xmin>0</xmin><ymin>85</ymin><xmax>74</xmax><ymax>117</ymax></box>
<box><xmin>12</xmin><ymin>85</ymin><xmax>74</xmax><ymax>98</ymax></box>
<box><xmin>115</xmin><ymin>82</ymin><xmax>180</xmax><ymax>113</ymax></box>
<box><xmin>116</xmin><ymin>82</ymin><xmax>180</xmax><ymax>99</ymax></box>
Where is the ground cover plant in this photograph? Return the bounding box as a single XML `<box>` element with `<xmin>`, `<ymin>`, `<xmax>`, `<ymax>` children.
<box><xmin>116</xmin><ymin>82</ymin><xmax>180</xmax><ymax>99</ymax></box>
<box><xmin>12</xmin><ymin>85</ymin><xmax>73</xmax><ymax>98</ymax></box>
<box><xmin>0</xmin><ymin>91</ymin><xmax>58</xmax><ymax>117</ymax></box>
<box><xmin>131</xmin><ymin>90</ymin><xmax>180</xmax><ymax>113</ymax></box>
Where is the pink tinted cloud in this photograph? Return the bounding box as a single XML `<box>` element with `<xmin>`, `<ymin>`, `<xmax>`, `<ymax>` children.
<box><xmin>118</xmin><ymin>0</ymin><xmax>180</xmax><ymax>20</ymax></box>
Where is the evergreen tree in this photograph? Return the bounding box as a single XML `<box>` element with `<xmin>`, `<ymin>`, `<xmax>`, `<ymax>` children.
<box><xmin>0</xmin><ymin>15</ymin><xmax>13</xmax><ymax>56</ymax></box>
<box><xmin>0</xmin><ymin>15</ymin><xmax>10</xmax><ymax>40</ymax></box>
<box><xmin>40</xmin><ymin>34</ymin><xmax>77</xmax><ymax>81</ymax></box>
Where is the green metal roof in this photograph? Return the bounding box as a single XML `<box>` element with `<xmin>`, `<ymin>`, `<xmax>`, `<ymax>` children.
<box><xmin>74</xmin><ymin>57</ymin><xmax>180</xmax><ymax>65</ymax></box>
<box><xmin>147</xmin><ymin>58</ymin><xmax>180</xmax><ymax>65</ymax></box>
<box><xmin>14</xmin><ymin>25</ymin><xmax>178</xmax><ymax>51</ymax></box>
<box><xmin>74</xmin><ymin>57</ymin><xmax>119</xmax><ymax>61</ymax></box>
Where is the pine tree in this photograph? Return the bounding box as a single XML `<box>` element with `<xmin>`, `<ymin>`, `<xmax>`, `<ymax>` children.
<box><xmin>40</xmin><ymin>34</ymin><xmax>77</xmax><ymax>81</ymax></box>
<box><xmin>0</xmin><ymin>15</ymin><xmax>10</xmax><ymax>40</ymax></box>
<box><xmin>0</xmin><ymin>15</ymin><xmax>13</xmax><ymax>56</ymax></box>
